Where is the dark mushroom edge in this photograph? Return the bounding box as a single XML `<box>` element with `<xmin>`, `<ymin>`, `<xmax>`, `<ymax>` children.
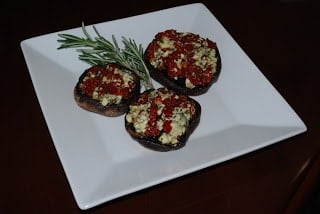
<box><xmin>74</xmin><ymin>63</ymin><xmax>141</xmax><ymax>117</ymax></box>
<box><xmin>125</xmin><ymin>88</ymin><xmax>201</xmax><ymax>152</ymax></box>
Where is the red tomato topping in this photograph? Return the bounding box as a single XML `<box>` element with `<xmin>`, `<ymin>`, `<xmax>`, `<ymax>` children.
<box><xmin>163</xmin><ymin>120</ymin><xmax>172</xmax><ymax>133</ymax></box>
<box><xmin>145</xmin><ymin>101</ymin><xmax>161</xmax><ymax>137</ymax></box>
<box><xmin>132</xmin><ymin>88</ymin><xmax>194</xmax><ymax>137</ymax></box>
<box><xmin>80</xmin><ymin>64</ymin><xmax>135</xmax><ymax>99</ymax></box>
<box><xmin>147</xmin><ymin>30</ymin><xmax>218</xmax><ymax>86</ymax></box>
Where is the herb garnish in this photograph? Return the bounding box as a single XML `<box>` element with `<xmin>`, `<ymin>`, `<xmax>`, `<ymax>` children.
<box><xmin>57</xmin><ymin>22</ymin><xmax>153</xmax><ymax>89</ymax></box>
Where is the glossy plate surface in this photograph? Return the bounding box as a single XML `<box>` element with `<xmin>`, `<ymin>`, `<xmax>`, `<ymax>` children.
<box><xmin>21</xmin><ymin>3</ymin><xmax>307</xmax><ymax>210</ymax></box>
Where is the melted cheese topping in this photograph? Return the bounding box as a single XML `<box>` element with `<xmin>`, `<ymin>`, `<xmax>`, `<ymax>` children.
<box><xmin>126</xmin><ymin>88</ymin><xmax>196</xmax><ymax>145</ymax></box>
<box><xmin>147</xmin><ymin>29</ymin><xmax>219</xmax><ymax>88</ymax></box>
<box><xmin>126</xmin><ymin>103</ymin><xmax>150</xmax><ymax>133</ymax></box>
<box><xmin>159</xmin><ymin>107</ymin><xmax>189</xmax><ymax>144</ymax></box>
<box><xmin>80</xmin><ymin>64</ymin><xmax>136</xmax><ymax>106</ymax></box>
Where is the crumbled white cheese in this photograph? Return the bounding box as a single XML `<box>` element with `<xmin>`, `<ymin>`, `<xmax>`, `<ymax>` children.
<box><xmin>101</xmin><ymin>94</ymin><xmax>122</xmax><ymax>106</ymax></box>
<box><xmin>185</xmin><ymin>78</ymin><xmax>195</xmax><ymax>89</ymax></box>
<box><xmin>85</xmin><ymin>67</ymin><xmax>135</xmax><ymax>106</ymax></box>
<box><xmin>127</xmin><ymin>89</ymin><xmax>194</xmax><ymax>145</ymax></box>
<box><xmin>126</xmin><ymin>103</ymin><xmax>150</xmax><ymax>133</ymax></box>
<box><xmin>158</xmin><ymin>107</ymin><xmax>190</xmax><ymax>145</ymax></box>
<box><xmin>150</xmin><ymin>31</ymin><xmax>218</xmax><ymax>87</ymax></box>
<box><xmin>158</xmin><ymin>37</ymin><xmax>175</xmax><ymax>49</ymax></box>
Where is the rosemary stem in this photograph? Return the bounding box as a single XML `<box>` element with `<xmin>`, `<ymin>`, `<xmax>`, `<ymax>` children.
<box><xmin>57</xmin><ymin>23</ymin><xmax>154</xmax><ymax>90</ymax></box>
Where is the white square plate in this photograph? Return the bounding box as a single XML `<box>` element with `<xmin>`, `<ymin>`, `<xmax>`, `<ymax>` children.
<box><xmin>21</xmin><ymin>3</ymin><xmax>307</xmax><ymax>210</ymax></box>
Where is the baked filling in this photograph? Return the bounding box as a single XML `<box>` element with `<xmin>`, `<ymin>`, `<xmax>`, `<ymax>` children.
<box><xmin>79</xmin><ymin>64</ymin><xmax>137</xmax><ymax>106</ymax></box>
<box><xmin>126</xmin><ymin>88</ymin><xmax>197</xmax><ymax>145</ymax></box>
<box><xmin>146</xmin><ymin>29</ymin><xmax>218</xmax><ymax>89</ymax></box>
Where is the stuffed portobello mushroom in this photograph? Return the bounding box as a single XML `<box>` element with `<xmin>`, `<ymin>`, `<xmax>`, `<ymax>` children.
<box><xmin>145</xmin><ymin>29</ymin><xmax>221</xmax><ymax>96</ymax></box>
<box><xmin>74</xmin><ymin>63</ymin><xmax>140</xmax><ymax>117</ymax></box>
<box><xmin>58</xmin><ymin>25</ymin><xmax>207</xmax><ymax>151</ymax></box>
<box><xmin>125</xmin><ymin>87</ymin><xmax>201</xmax><ymax>152</ymax></box>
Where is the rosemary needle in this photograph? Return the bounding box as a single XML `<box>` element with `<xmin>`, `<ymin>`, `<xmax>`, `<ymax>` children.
<box><xmin>57</xmin><ymin>22</ymin><xmax>154</xmax><ymax>89</ymax></box>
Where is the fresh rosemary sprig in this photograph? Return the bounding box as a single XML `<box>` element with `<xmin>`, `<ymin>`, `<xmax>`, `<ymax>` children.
<box><xmin>57</xmin><ymin>22</ymin><xmax>154</xmax><ymax>89</ymax></box>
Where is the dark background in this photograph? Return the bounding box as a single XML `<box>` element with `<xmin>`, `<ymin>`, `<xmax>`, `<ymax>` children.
<box><xmin>1</xmin><ymin>0</ymin><xmax>319</xmax><ymax>213</ymax></box>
